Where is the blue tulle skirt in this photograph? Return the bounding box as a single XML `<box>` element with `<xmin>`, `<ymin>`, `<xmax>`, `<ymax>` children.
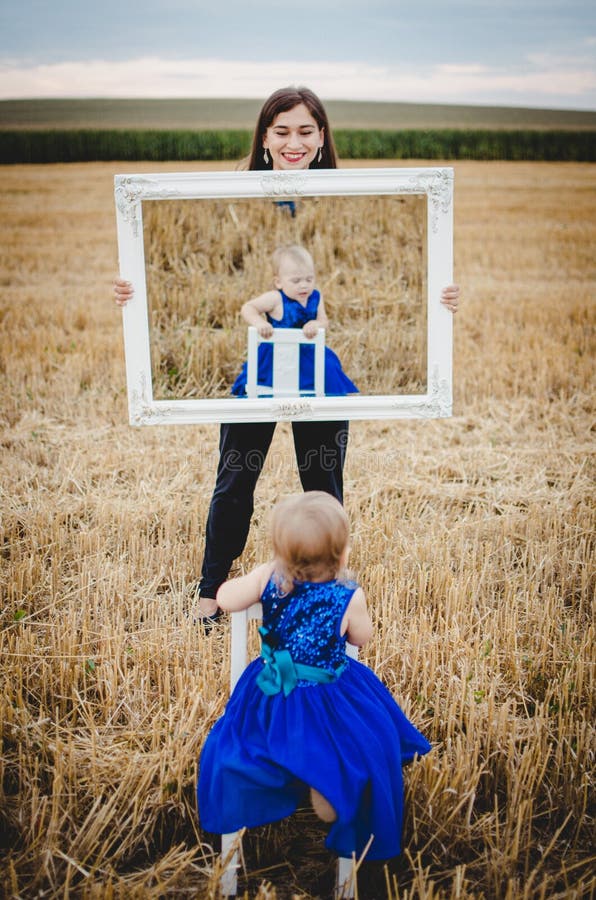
<box><xmin>197</xmin><ymin>657</ymin><xmax>431</xmax><ymax>860</ymax></box>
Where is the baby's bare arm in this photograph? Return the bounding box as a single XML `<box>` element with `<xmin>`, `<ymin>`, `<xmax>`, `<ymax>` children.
<box><xmin>303</xmin><ymin>292</ymin><xmax>329</xmax><ymax>338</ymax></box>
<box><xmin>314</xmin><ymin>293</ymin><xmax>329</xmax><ymax>328</ymax></box>
<box><xmin>216</xmin><ymin>562</ymin><xmax>274</xmax><ymax>612</ymax></box>
<box><xmin>342</xmin><ymin>588</ymin><xmax>374</xmax><ymax>647</ymax></box>
<box><xmin>241</xmin><ymin>290</ymin><xmax>281</xmax><ymax>337</ymax></box>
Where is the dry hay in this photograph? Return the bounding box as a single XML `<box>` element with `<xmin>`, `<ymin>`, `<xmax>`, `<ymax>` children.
<box><xmin>0</xmin><ymin>160</ymin><xmax>594</xmax><ymax>899</ymax></box>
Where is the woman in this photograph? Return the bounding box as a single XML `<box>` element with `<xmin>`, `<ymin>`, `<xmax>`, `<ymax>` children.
<box><xmin>114</xmin><ymin>86</ymin><xmax>460</xmax><ymax>621</ymax></box>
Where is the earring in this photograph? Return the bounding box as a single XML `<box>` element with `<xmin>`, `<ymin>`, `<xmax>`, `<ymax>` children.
<box><xmin>263</xmin><ymin>148</ymin><xmax>269</xmax><ymax>165</ymax></box>
<box><xmin>317</xmin><ymin>147</ymin><xmax>323</xmax><ymax>163</ymax></box>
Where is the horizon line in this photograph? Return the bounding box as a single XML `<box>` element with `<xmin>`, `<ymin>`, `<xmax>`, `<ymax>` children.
<box><xmin>1</xmin><ymin>96</ymin><xmax>595</xmax><ymax>114</ymax></box>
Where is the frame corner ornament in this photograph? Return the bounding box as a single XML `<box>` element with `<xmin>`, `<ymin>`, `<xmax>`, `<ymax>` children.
<box><xmin>115</xmin><ymin>176</ymin><xmax>186</xmax><ymax>237</ymax></box>
<box><xmin>427</xmin><ymin>365</ymin><xmax>452</xmax><ymax>418</ymax></box>
<box><xmin>130</xmin><ymin>372</ymin><xmax>150</xmax><ymax>425</ymax></box>
<box><xmin>115</xmin><ymin>176</ymin><xmax>143</xmax><ymax>237</ymax></box>
<box><xmin>406</xmin><ymin>168</ymin><xmax>453</xmax><ymax>233</ymax></box>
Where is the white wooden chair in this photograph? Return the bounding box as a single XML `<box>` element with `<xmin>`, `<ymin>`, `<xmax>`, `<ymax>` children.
<box><xmin>220</xmin><ymin>604</ymin><xmax>358</xmax><ymax>898</ymax></box>
<box><xmin>245</xmin><ymin>325</ymin><xmax>326</xmax><ymax>398</ymax></box>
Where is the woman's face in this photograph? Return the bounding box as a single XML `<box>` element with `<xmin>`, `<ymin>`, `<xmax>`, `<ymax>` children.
<box><xmin>262</xmin><ymin>103</ymin><xmax>324</xmax><ymax>170</ymax></box>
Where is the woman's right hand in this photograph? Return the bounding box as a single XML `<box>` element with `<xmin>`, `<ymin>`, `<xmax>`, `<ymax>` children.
<box><xmin>113</xmin><ymin>278</ymin><xmax>134</xmax><ymax>306</ymax></box>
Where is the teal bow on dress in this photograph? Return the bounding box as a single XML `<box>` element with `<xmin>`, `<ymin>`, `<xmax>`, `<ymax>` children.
<box><xmin>256</xmin><ymin>626</ymin><xmax>347</xmax><ymax>697</ymax></box>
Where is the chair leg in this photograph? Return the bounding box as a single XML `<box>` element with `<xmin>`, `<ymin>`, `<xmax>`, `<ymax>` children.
<box><xmin>222</xmin><ymin>829</ymin><xmax>354</xmax><ymax>897</ymax></box>
<box><xmin>336</xmin><ymin>855</ymin><xmax>355</xmax><ymax>898</ymax></box>
<box><xmin>221</xmin><ymin>832</ymin><xmax>240</xmax><ymax>897</ymax></box>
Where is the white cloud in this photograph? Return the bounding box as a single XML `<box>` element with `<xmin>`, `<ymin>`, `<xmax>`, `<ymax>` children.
<box><xmin>438</xmin><ymin>64</ymin><xmax>491</xmax><ymax>75</ymax></box>
<box><xmin>0</xmin><ymin>56</ymin><xmax>595</xmax><ymax>108</ymax></box>
<box><xmin>526</xmin><ymin>50</ymin><xmax>594</xmax><ymax>67</ymax></box>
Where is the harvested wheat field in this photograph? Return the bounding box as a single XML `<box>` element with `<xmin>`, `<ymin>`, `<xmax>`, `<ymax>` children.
<box><xmin>1</xmin><ymin>160</ymin><xmax>594</xmax><ymax>899</ymax></box>
<box><xmin>144</xmin><ymin>190</ymin><xmax>427</xmax><ymax>400</ymax></box>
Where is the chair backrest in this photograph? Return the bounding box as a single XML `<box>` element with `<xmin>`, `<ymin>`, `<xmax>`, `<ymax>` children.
<box><xmin>246</xmin><ymin>326</ymin><xmax>325</xmax><ymax>398</ymax></box>
<box><xmin>230</xmin><ymin>603</ymin><xmax>263</xmax><ymax>689</ymax></box>
<box><xmin>230</xmin><ymin>604</ymin><xmax>358</xmax><ymax>691</ymax></box>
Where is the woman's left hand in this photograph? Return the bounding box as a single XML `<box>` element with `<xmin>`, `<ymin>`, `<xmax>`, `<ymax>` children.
<box><xmin>441</xmin><ymin>284</ymin><xmax>460</xmax><ymax>314</ymax></box>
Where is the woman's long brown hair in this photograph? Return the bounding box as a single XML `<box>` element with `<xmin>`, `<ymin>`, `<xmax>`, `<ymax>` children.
<box><xmin>243</xmin><ymin>86</ymin><xmax>338</xmax><ymax>171</ymax></box>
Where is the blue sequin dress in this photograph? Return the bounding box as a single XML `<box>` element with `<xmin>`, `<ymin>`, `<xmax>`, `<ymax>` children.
<box><xmin>197</xmin><ymin>576</ymin><xmax>431</xmax><ymax>860</ymax></box>
<box><xmin>231</xmin><ymin>289</ymin><xmax>358</xmax><ymax>397</ymax></box>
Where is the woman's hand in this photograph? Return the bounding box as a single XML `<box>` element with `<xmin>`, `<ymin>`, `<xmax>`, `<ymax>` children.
<box><xmin>441</xmin><ymin>284</ymin><xmax>460</xmax><ymax>314</ymax></box>
<box><xmin>113</xmin><ymin>278</ymin><xmax>134</xmax><ymax>306</ymax></box>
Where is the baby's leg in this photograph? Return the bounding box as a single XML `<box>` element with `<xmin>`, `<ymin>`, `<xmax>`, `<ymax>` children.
<box><xmin>310</xmin><ymin>787</ymin><xmax>337</xmax><ymax>822</ymax></box>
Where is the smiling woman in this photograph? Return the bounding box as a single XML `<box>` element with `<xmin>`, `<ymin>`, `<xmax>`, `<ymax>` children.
<box><xmin>243</xmin><ymin>86</ymin><xmax>338</xmax><ymax>171</ymax></box>
<box><xmin>113</xmin><ymin>85</ymin><xmax>460</xmax><ymax>629</ymax></box>
<box><xmin>114</xmin><ymin>87</ymin><xmax>351</xmax><ymax>626</ymax></box>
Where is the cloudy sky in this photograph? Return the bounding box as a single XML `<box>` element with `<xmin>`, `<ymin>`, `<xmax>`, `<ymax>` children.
<box><xmin>1</xmin><ymin>0</ymin><xmax>595</xmax><ymax>109</ymax></box>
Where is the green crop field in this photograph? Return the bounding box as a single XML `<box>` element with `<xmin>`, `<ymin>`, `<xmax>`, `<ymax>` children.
<box><xmin>2</xmin><ymin>98</ymin><xmax>594</xmax><ymax>164</ymax></box>
<box><xmin>2</xmin><ymin>97</ymin><xmax>596</xmax><ymax>131</ymax></box>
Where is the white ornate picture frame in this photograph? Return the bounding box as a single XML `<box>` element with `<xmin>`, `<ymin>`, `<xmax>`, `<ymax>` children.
<box><xmin>114</xmin><ymin>167</ymin><xmax>453</xmax><ymax>425</ymax></box>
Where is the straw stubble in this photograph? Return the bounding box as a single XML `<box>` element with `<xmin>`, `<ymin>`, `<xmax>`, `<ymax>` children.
<box><xmin>0</xmin><ymin>160</ymin><xmax>594</xmax><ymax>899</ymax></box>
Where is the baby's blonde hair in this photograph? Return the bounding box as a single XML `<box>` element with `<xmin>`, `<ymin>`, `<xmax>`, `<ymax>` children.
<box><xmin>271</xmin><ymin>491</ymin><xmax>349</xmax><ymax>587</ymax></box>
<box><xmin>272</xmin><ymin>243</ymin><xmax>314</xmax><ymax>274</ymax></box>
